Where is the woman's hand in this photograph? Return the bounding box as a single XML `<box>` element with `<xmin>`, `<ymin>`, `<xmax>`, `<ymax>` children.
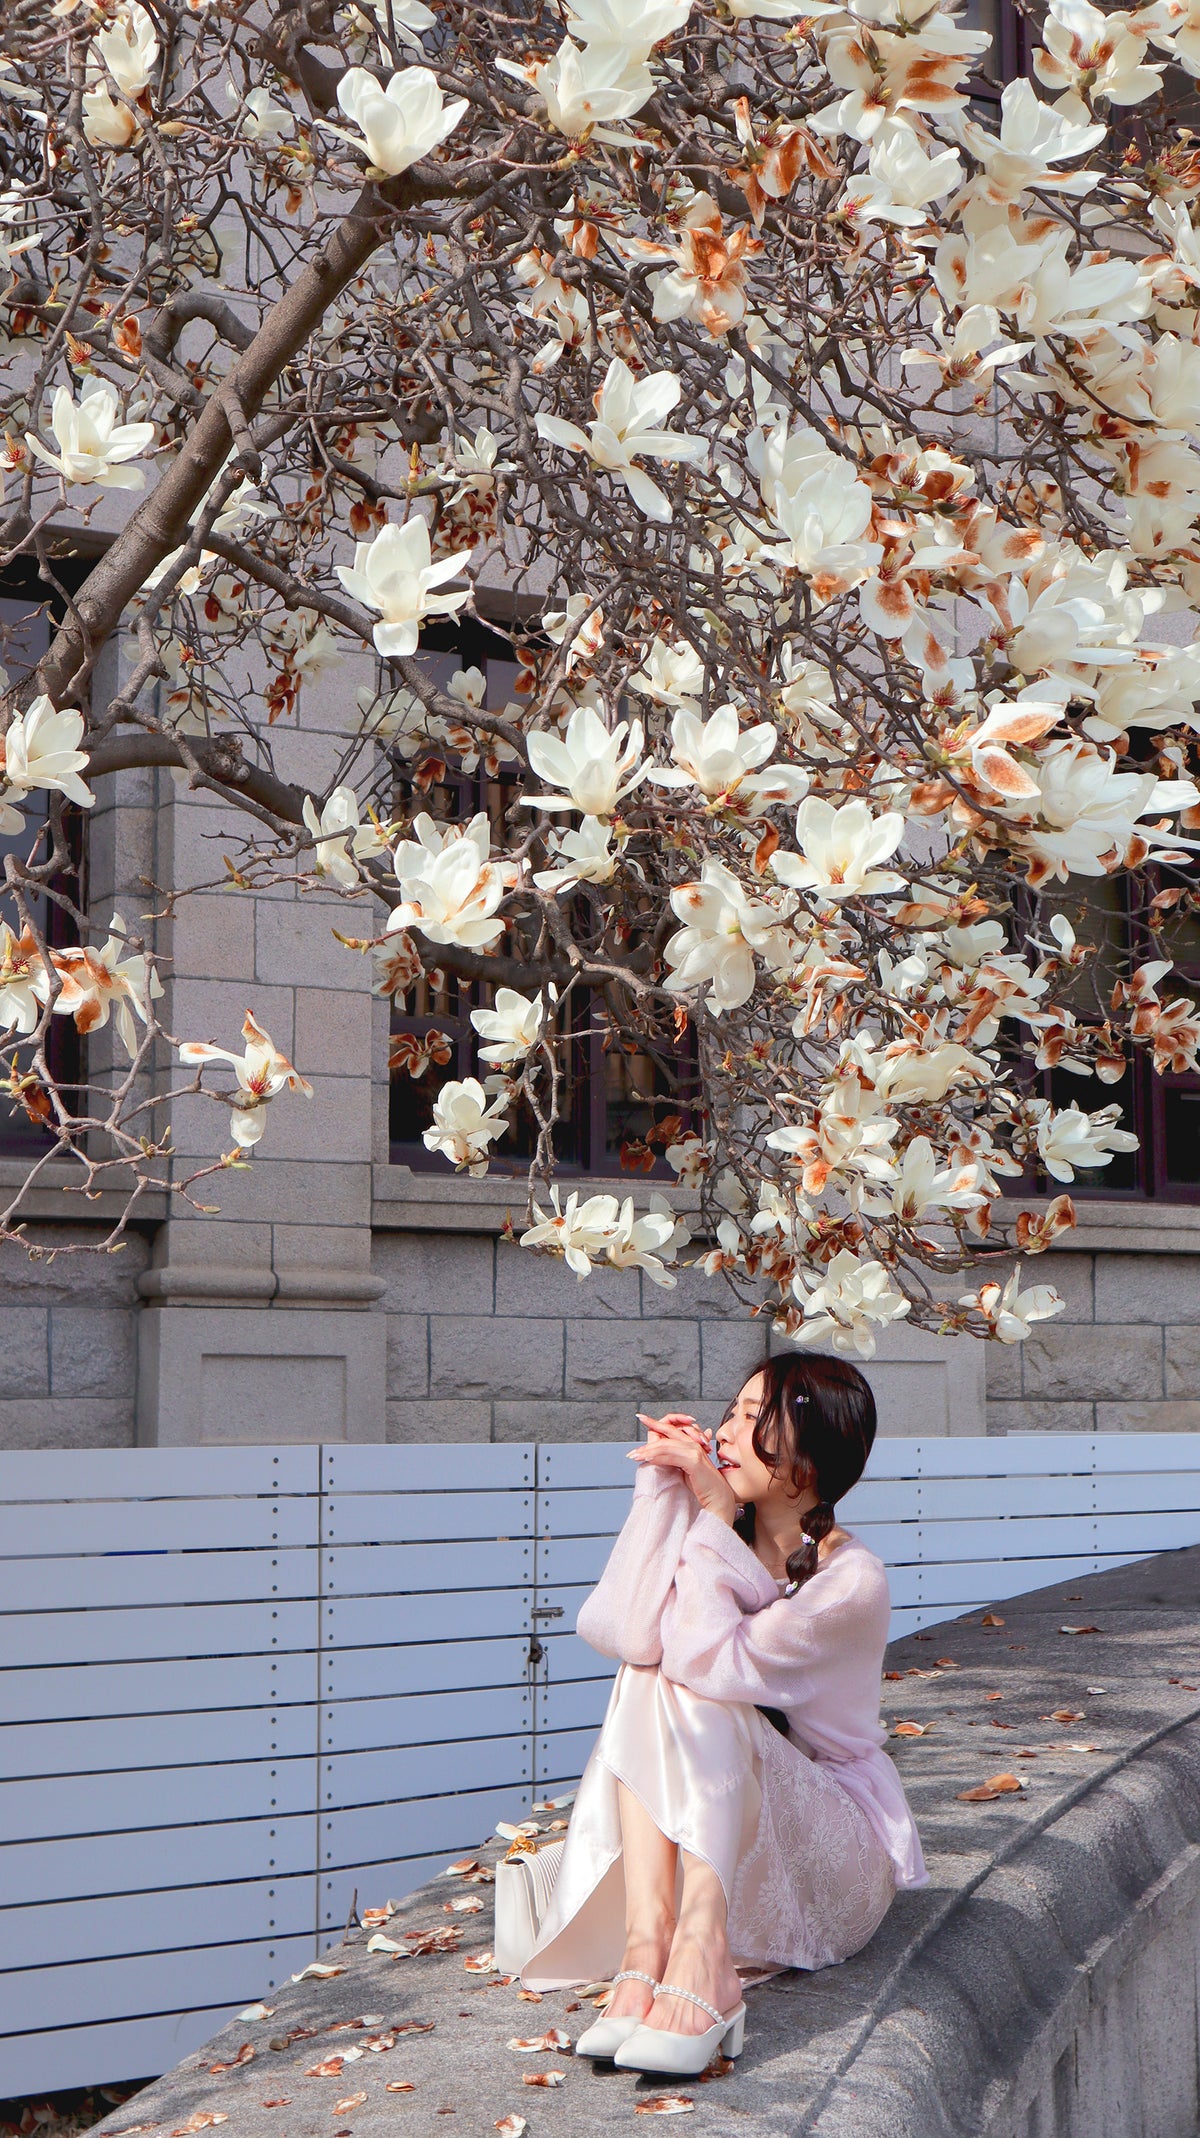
<box><xmin>629</xmin><ymin>1412</ymin><xmax>740</xmax><ymax>1526</ymax></box>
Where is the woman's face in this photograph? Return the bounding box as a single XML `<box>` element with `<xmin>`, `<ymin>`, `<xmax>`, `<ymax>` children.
<box><xmin>714</xmin><ymin>1372</ymin><xmax>784</xmax><ymax>1504</ymax></box>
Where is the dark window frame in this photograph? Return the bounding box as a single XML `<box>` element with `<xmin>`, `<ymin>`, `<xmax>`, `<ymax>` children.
<box><xmin>386</xmin><ymin>624</ymin><xmax>696</xmax><ymax>1180</ymax></box>
<box><xmin>1015</xmin><ymin>870</ymin><xmax>1200</xmax><ymax>1205</ymax></box>
<box><xmin>0</xmin><ymin>558</ymin><xmax>90</xmax><ymax>1159</ymax></box>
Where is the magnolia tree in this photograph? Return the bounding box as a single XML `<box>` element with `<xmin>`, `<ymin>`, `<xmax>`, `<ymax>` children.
<box><xmin>2</xmin><ymin>0</ymin><xmax>1200</xmax><ymax>1354</ymax></box>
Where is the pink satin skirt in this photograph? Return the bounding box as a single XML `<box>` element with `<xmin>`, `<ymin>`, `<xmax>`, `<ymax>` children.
<box><xmin>521</xmin><ymin>1661</ymin><xmax>896</xmax><ymax>1990</ymax></box>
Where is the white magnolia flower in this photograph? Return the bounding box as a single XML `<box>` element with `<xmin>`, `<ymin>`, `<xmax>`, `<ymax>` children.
<box><xmin>388</xmin><ymin>821</ymin><xmax>508</xmax><ymax>949</ymax></box>
<box><xmin>754</xmin><ymin>422</ymin><xmax>881</xmax><ymax>590</ymax></box>
<box><xmin>791</xmin><ymin>1249</ymin><xmax>911</xmax><ymax>1359</ymax></box>
<box><xmin>334</xmin><ymin>65</ymin><xmax>468</xmax><ymax>175</ymax></box>
<box><xmin>180</xmin><ymin>1009</ymin><xmax>312</xmax><ymax>1148</ymax></box>
<box><xmin>565</xmin><ymin>0</ymin><xmax>693</xmax><ymax>47</ymax></box>
<box><xmin>628</xmin><ymin>636</ymin><xmax>705</xmax><ymax>709</ymax></box>
<box><xmin>497</xmin><ymin>39</ymin><xmax>654</xmax><ymax>137</ymax></box>
<box><xmin>520</xmin><ymin>1185</ymin><xmax>683</xmax><ymax>1283</ymax></box>
<box><xmin>54</xmin><ymin>916</ymin><xmax>164</xmax><ymax>1059</ymax></box>
<box><xmin>949</xmin><ymin>77</ymin><xmax>1104</xmax><ymax>202</ymax></box>
<box><xmin>423</xmin><ymin>1076</ymin><xmax>511</xmax><ymax>1174</ymax></box>
<box><xmin>1017</xmin><ymin>739</ymin><xmax>1199</xmax><ymax>882</ymax></box>
<box><xmin>141</xmin><ymin>471</ymin><xmax>272</xmax><ymax>594</ymax></box>
<box><xmin>27</xmin><ymin>379</ymin><xmax>155</xmax><ymax>492</ymax></box>
<box><xmin>960</xmin><ymin>1270</ymin><xmax>1066</xmax><ymax>1342</ymax></box>
<box><xmin>521</xmin><ymin>1186</ymin><xmax>629</xmax><ymax>1275</ymax></box>
<box><xmin>771</xmin><ymin>797</ymin><xmax>905</xmax><ymax>901</ymax></box>
<box><xmin>470</xmin><ymin>987</ymin><xmax>544</xmax><ymax>1064</ymax></box>
<box><xmin>844</xmin><ymin>126</ymin><xmax>962</xmax><ymax>226</ymax></box>
<box><xmin>525</xmin><ymin>701</ymin><xmax>646</xmax><ymax>817</ymax></box>
<box><xmin>392</xmin><ymin>809</ymin><xmax>490</xmax><ymax>887</ymax></box>
<box><xmin>647</xmin><ymin>703</ymin><xmax>808</xmax><ymax>811</ymax></box>
<box><xmin>229</xmin><ymin>81</ymin><xmax>296</xmax><ymax>142</ymax></box>
<box><xmin>874</xmin><ymin>1037</ymin><xmax>992</xmax><ymax>1104</ymax></box>
<box><xmin>335</xmin><ymin>518</ymin><xmax>473</xmax><ymax>658</ymax></box>
<box><xmin>0</xmin><ymin>922</ymin><xmax>51</xmax><ymax>1035</ymax></box>
<box><xmin>1033</xmin><ymin>0</ymin><xmax>1164</xmax><ymax>105</ymax></box>
<box><xmin>886</xmin><ymin>1137</ymin><xmax>988</xmax><ymax>1222</ymax></box>
<box><xmin>94</xmin><ymin>1</ymin><xmax>158</xmax><ymax>98</ymax></box>
<box><xmin>767</xmin><ymin>1076</ymin><xmax>899</xmax><ymax>1198</ymax></box>
<box><xmin>663</xmin><ymin>859</ymin><xmax>791</xmax><ymax>1011</ymax></box>
<box><xmin>367</xmin><ymin>0</ymin><xmax>437</xmax><ymax>49</ymax></box>
<box><xmin>82</xmin><ymin>83</ymin><xmax>139</xmax><ymax>146</ymax></box>
<box><xmin>603</xmin><ymin>1194</ymin><xmax>684</xmax><ymax>1287</ymax></box>
<box><xmin>1030</xmin><ymin>1098</ymin><xmax>1139</xmax><ymax>1181</ymax></box>
<box><xmin>302</xmin><ymin>785</ymin><xmax>362</xmax><ymax>890</ymax></box>
<box><xmin>1</xmin><ymin>697</ymin><xmax>95</xmax><ymax>809</ymax></box>
<box><xmin>532</xmin><ymin>815</ymin><xmax>617</xmax><ymax>891</ymax></box>
<box><xmin>535</xmin><ymin>358</ymin><xmax>706</xmax><ymax>521</ymax></box>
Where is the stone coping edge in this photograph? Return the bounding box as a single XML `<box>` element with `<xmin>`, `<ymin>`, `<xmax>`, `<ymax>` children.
<box><xmin>808</xmin><ymin>1703</ymin><xmax>1200</xmax><ymax>2136</ymax></box>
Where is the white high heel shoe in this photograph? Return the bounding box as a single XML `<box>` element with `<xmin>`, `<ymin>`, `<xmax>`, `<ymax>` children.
<box><xmin>574</xmin><ymin>1969</ymin><xmax>661</xmax><ymax>2059</ymax></box>
<box><xmin>612</xmin><ymin>1981</ymin><xmax>747</xmax><ymax>2075</ymax></box>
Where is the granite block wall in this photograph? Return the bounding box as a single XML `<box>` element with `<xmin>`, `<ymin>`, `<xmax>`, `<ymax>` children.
<box><xmin>3</xmin><ymin>1219</ymin><xmax>1199</xmax><ymax>1448</ymax></box>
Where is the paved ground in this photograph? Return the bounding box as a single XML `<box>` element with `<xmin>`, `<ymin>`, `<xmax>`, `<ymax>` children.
<box><xmin>92</xmin><ymin>1547</ymin><xmax>1200</xmax><ymax>2138</ymax></box>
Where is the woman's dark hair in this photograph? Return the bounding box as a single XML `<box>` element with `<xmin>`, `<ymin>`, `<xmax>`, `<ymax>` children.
<box><xmin>729</xmin><ymin>1352</ymin><xmax>876</xmax><ymax>1594</ymax></box>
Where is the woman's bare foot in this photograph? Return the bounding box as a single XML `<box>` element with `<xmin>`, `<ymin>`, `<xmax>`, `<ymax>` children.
<box><xmin>644</xmin><ymin>1923</ymin><xmax>743</xmax><ymax>2037</ymax></box>
<box><xmin>604</xmin><ymin>1924</ymin><xmax>676</xmax><ymax>2021</ymax></box>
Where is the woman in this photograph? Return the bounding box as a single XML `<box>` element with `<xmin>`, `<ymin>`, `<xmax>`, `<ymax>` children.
<box><xmin>519</xmin><ymin>1353</ymin><xmax>928</xmax><ymax>2077</ymax></box>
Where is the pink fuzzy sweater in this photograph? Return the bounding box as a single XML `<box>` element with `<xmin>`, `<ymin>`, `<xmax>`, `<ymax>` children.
<box><xmin>575</xmin><ymin>1461</ymin><xmax>927</xmax><ymax>1889</ymax></box>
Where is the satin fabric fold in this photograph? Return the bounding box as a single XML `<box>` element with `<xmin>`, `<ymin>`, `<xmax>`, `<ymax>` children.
<box><xmin>521</xmin><ymin>1660</ymin><xmax>896</xmax><ymax>1991</ymax></box>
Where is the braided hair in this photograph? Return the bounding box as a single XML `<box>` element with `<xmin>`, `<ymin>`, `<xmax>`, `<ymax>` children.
<box><xmin>729</xmin><ymin>1353</ymin><xmax>877</xmax><ymax>1738</ymax></box>
<box><xmin>730</xmin><ymin>1352</ymin><xmax>876</xmax><ymax>1588</ymax></box>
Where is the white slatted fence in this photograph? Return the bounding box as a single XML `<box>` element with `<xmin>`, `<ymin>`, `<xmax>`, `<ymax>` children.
<box><xmin>3</xmin><ymin>1433</ymin><xmax>1199</xmax><ymax>2096</ymax></box>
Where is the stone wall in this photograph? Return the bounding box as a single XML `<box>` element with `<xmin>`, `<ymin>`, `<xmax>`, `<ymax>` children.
<box><xmin>0</xmin><ymin>1224</ymin><xmax>148</xmax><ymax>1447</ymax></box>
<box><xmin>3</xmin><ymin>1188</ymin><xmax>1200</xmax><ymax>1449</ymax></box>
<box><xmin>982</xmin><ymin>1203</ymin><xmax>1200</xmax><ymax>1435</ymax></box>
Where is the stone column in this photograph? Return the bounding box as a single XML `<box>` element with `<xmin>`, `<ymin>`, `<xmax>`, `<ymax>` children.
<box><xmin>129</xmin><ymin>662</ymin><xmax>387</xmax><ymax>1444</ymax></box>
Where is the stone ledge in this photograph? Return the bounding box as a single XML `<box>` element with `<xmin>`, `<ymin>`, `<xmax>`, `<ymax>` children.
<box><xmin>372</xmin><ymin>1162</ymin><xmax>700</xmax><ymax>1234</ymax></box>
<box><xmin>994</xmin><ymin>1194</ymin><xmax>1200</xmax><ymax>1254</ymax></box>
<box><xmin>90</xmin><ymin>1546</ymin><xmax>1200</xmax><ymax>2137</ymax></box>
<box><xmin>0</xmin><ymin>1159</ymin><xmax>169</xmax><ymax>1225</ymax></box>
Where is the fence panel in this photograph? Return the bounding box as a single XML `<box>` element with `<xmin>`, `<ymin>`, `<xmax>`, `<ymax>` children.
<box><xmin>0</xmin><ymin>1448</ymin><xmax>321</xmax><ymax>2097</ymax></box>
<box><xmin>315</xmin><ymin>1443</ymin><xmax>536</xmax><ymax>1936</ymax></box>
<box><xmin>5</xmin><ymin>1433</ymin><xmax>1200</xmax><ymax>2098</ymax></box>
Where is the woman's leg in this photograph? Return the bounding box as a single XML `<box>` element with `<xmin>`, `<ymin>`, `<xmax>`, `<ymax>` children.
<box><xmin>603</xmin><ymin>1780</ymin><xmax>679</xmax><ymax>2022</ymax></box>
<box><xmin>644</xmin><ymin>1850</ymin><xmax>744</xmax><ymax>2037</ymax></box>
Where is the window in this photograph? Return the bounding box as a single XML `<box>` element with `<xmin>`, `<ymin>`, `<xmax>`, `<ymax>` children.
<box><xmin>960</xmin><ymin>0</ymin><xmax>1030</xmax><ymax>98</ymax></box>
<box><xmin>0</xmin><ymin>563</ymin><xmax>86</xmax><ymax>1157</ymax></box>
<box><xmin>386</xmin><ymin>626</ymin><xmax>695</xmax><ymax>1177</ymax></box>
<box><xmin>1021</xmin><ymin>872</ymin><xmax>1200</xmax><ymax>1202</ymax></box>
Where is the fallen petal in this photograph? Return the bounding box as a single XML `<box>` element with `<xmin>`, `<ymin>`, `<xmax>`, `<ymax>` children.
<box><xmin>522</xmin><ymin>2070</ymin><xmax>566</xmax><ymax>2087</ymax></box>
<box><xmin>634</xmin><ymin>2096</ymin><xmax>696</xmax><ymax>2114</ymax></box>
<box><xmin>495</xmin><ymin>2117</ymin><xmax>528</xmax><ymax>2135</ymax></box>
<box><xmin>332</xmin><ymin>2096</ymin><xmax>368</xmax><ymax>2114</ymax></box>
<box><xmin>292</xmin><ymin>1962</ymin><xmax>348</xmax><ymax>1982</ymax></box>
<box><xmin>304</xmin><ymin>2058</ymin><xmax>345</xmax><ymax>2078</ymax></box>
<box><xmin>385</xmin><ymin>2082</ymin><xmax>416</xmax><ymax>2094</ymax></box>
<box><xmin>1059</xmin><ymin>1624</ymin><xmax>1099</xmax><ymax>1635</ymax></box>
<box><xmin>239</xmin><ymin>2003</ymin><xmax>274</xmax><ymax>2021</ymax></box>
<box><xmin>208</xmin><ymin>2044</ymin><xmax>256</xmax><ymax>2072</ymax></box>
<box><xmin>956</xmin><ymin>1772</ymin><xmax>1024</xmax><ymax>1801</ymax></box>
<box><xmin>980</xmin><ymin>1612</ymin><xmax>1005</xmax><ymax>1627</ymax></box>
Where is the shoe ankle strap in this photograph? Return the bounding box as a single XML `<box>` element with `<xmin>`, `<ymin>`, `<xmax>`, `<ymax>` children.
<box><xmin>611</xmin><ymin>1969</ymin><xmax>659</xmax><ymax>1991</ymax></box>
<box><xmin>653</xmin><ymin>1981</ymin><xmax>725</xmax><ymax>2028</ymax></box>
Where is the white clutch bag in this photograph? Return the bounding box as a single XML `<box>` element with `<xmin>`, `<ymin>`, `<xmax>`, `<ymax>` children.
<box><xmin>493</xmin><ymin>1836</ymin><xmax>566</xmax><ymax>1974</ymax></box>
